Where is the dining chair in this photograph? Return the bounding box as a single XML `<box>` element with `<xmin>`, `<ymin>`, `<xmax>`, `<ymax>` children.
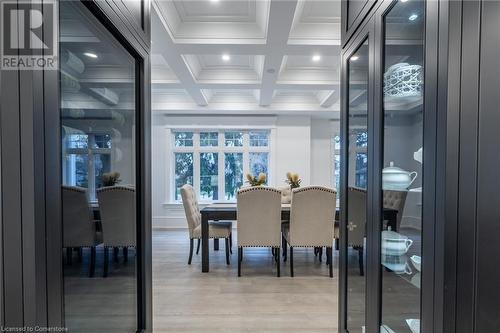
<box><xmin>282</xmin><ymin>186</ymin><xmax>336</xmax><ymax>278</ymax></box>
<box><xmin>62</xmin><ymin>185</ymin><xmax>101</xmax><ymax>277</ymax></box>
<box><xmin>334</xmin><ymin>187</ymin><xmax>367</xmax><ymax>276</ymax></box>
<box><xmin>383</xmin><ymin>190</ymin><xmax>407</xmax><ymax>231</ymax></box>
<box><xmin>180</xmin><ymin>184</ymin><xmax>232</xmax><ymax>266</ymax></box>
<box><xmin>237</xmin><ymin>186</ymin><xmax>282</xmax><ymax>277</ymax></box>
<box><xmin>96</xmin><ymin>185</ymin><xmax>136</xmax><ymax>277</ymax></box>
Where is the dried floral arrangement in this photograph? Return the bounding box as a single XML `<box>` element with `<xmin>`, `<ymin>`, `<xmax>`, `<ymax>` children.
<box><xmin>102</xmin><ymin>171</ymin><xmax>121</xmax><ymax>187</ymax></box>
<box><xmin>246</xmin><ymin>173</ymin><xmax>266</xmax><ymax>186</ymax></box>
<box><xmin>285</xmin><ymin>172</ymin><xmax>301</xmax><ymax>189</ymax></box>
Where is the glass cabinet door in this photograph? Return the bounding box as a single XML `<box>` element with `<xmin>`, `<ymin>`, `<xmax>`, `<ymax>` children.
<box><xmin>380</xmin><ymin>1</ymin><xmax>424</xmax><ymax>332</ymax></box>
<box><xmin>346</xmin><ymin>39</ymin><xmax>369</xmax><ymax>333</ymax></box>
<box><xmin>60</xmin><ymin>1</ymin><xmax>138</xmax><ymax>331</ymax></box>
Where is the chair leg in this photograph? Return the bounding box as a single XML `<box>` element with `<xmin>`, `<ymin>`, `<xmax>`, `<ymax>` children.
<box><xmin>328</xmin><ymin>247</ymin><xmax>333</xmax><ymax>278</ymax></box>
<box><xmin>89</xmin><ymin>246</ymin><xmax>96</xmax><ymax>277</ymax></box>
<box><xmin>276</xmin><ymin>247</ymin><xmax>280</xmax><ymax>277</ymax></box>
<box><xmin>229</xmin><ymin>233</ymin><xmax>233</xmax><ymax>254</ymax></box>
<box><xmin>318</xmin><ymin>247</ymin><xmax>323</xmax><ymax>262</ymax></box>
<box><xmin>123</xmin><ymin>247</ymin><xmax>128</xmax><ymax>262</ymax></box>
<box><xmin>314</xmin><ymin>247</ymin><xmax>318</xmax><ymax>256</ymax></box>
<box><xmin>77</xmin><ymin>247</ymin><xmax>83</xmax><ymax>262</ymax></box>
<box><xmin>66</xmin><ymin>247</ymin><xmax>72</xmax><ymax>265</ymax></box>
<box><xmin>283</xmin><ymin>238</ymin><xmax>287</xmax><ymax>262</ymax></box>
<box><xmin>103</xmin><ymin>247</ymin><xmax>109</xmax><ymax>278</ymax></box>
<box><xmin>282</xmin><ymin>234</ymin><xmax>286</xmax><ymax>257</ymax></box>
<box><xmin>214</xmin><ymin>238</ymin><xmax>219</xmax><ymax>251</ymax></box>
<box><xmin>188</xmin><ymin>239</ymin><xmax>194</xmax><ymax>265</ymax></box>
<box><xmin>358</xmin><ymin>247</ymin><xmax>364</xmax><ymax>276</ymax></box>
<box><xmin>114</xmin><ymin>247</ymin><xmax>119</xmax><ymax>263</ymax></box>
<box><xmin>238</xmin><ymin>247</ymin><xmax>242</xmax><ymax>277</ymax></box>
<box><xmin>290</xmin><ymin>247</ymin><xmax>294</xmax><ymax>277</ymax></box>
<box><xmin>196</xmin><ymin>239</ymin><xmax>200</xmax><ymax>255</ymax></box>
<box><xmin>335</xmin><ymin>238</ymin><xmax>339</xmax><ymax>251</ymax></box>
<box><xmin>225</xmin><ymin>238</ymin><xmax>230</xmax><ymax>265</ymax></box>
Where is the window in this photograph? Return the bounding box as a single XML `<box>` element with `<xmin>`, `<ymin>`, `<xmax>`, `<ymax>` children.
<box><xmin>174</xmin><ymin>132</ymin><xmax>193</xmax><ymax>147</ymax></box>
<box><xmin>172</xmin><ymin>130</ymin><xmax>271</xmax><ymax>202</ymax></box>
<box><xmin>63</xmin><ymin>133</ymin><xmax>112</xmax><ymax>201</ymax></box>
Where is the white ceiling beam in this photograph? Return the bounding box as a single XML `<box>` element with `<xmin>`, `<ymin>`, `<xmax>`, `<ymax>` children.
<box><xmin>173</xmin><ymin>43</ymin><xmax>340</xmax><ymax>56</ymax></box>
<box><xmin>320</xmin><ymin>90</ymin><xmax>339</xmax><ymax>108</ymax></box>
<box><xmin>152</xmin><ymin>3</ymin><xmax>208</xmax><ymax>106</ymax></box>
<box><xmin>259</xmin><ymin>0</ymin><xmax>299</xmax><ymax>106</ymax></box>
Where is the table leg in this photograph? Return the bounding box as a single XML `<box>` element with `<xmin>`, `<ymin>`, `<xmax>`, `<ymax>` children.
<box><xmin>202</xmin><ymin>214</ymin><xmax>209</xmax><ymax>273</ymax></box>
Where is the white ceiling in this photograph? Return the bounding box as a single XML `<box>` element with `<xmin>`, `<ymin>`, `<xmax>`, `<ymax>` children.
<box><xmin>152</xmin><ymin>0</ymin><xmax>341</xmax><ymax>118</ymax></box>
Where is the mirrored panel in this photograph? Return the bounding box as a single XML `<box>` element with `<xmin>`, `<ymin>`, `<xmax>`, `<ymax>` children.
<box><xmin>381</xmin><ymin>1</ymin><xmax>424</xmax><ymax>332</ymax></box>
<box><xmin>346</xmin><ymin>40</ymin><xmax>369</xmax><ymax>333</ymax></box>
<box><xmin>60</xmin><ymin>1</ymin><xmax>137</xmax><ymax>331</ymax></box>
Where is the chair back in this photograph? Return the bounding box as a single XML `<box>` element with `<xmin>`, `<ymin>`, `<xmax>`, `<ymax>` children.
<box><xmin>347</xmin><ymin>187</ymin><xmax>367</xmax><ymax>247</ymax></box>
<box><xmin>97</xmin><ymin>186</ymin><xmax>136</xmax><ymax>247</ymax></box>
<box><xmin>237</xmin><ymin>186</ymin><xmax>282</xmax><ymax>247</ymax></box>
<box><xmin>180</xmin><ymin>184</ymin><xmax>201</xmax><ymax>238</ymax></box>
<box><xmin>62</xmin><ymin>186</ymin><xmax>96</xmax><ymax>247</ymax></box>
<box><xmin>383</xmin><ymin>190</ymin><xmax>408</xmax><ymax>230</ymax></box>
<box><xmin>289</xmin><ymin>186</ymin><xmax>336</xmax><ymax>247</ymax></box>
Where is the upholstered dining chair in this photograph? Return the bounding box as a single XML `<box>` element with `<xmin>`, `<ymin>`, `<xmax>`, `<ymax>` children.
<box><xmin>383</xmin><ymin>190</ymin><xmax>407</xmax><ymax>231</ymax></box>
<box><xmin>97</xmin><ymin>185</ymin><xmax>136</xmax><ymax>277</ymax></box>
<box><xmin>334</xmin><ymin>187</ymin><xmax>367</xmax><ymax>276</ymax></box>
<box><xmin>62</xmin><ymin>185</ymin><xmax>101</xmax><ymax>277</ymax></box>
<box><xmin>282</xmin><ymin>186</ymin><xmax>336</xmax><ymax>278</ymax></box>
<box><xmin>237</xmin><ymin>186</ymin><xmax>282</xmax><ymax>277</ymax></box>
<box><xmin>180</xmin><ymin>184</ymin><xmax>232</xmax><ymax>266</ymax></box>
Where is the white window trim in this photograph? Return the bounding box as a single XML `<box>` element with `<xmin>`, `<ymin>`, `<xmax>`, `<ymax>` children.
<box><xmin>63</xmin><ymin>133</ymin><xmax>112</xmax><ymax>201</ymax></box>
<box><xmin>170</xmin><ymin>129</ymin><xmax>273</xmax><ymax>203</ymax></box>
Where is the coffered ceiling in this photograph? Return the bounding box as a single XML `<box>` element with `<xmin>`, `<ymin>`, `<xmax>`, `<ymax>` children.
<box><xmin>152</xmin><ymin>0</ymin><xmax>341</xmax><ymax>117</ymax></box>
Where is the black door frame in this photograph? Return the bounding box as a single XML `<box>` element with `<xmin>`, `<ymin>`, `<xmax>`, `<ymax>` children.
<box><xmin>339</xmin><ymin>16</ymin><xmax>376</xmax><ymax>333</ymax></box>
<box><xmin>340</xmin><ymin>0</ymin><xmax>444</xmax><ymax>331</ymax></box>
<box><xmin>0</xmin><ymin>0</ymin><xmax>151</xmax><ymax>331</ymax></box>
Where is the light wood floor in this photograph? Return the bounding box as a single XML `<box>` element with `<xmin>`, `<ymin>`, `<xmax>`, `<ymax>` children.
<box><xmin>153</xmin><ymin>230</ymin><xmax>340</xmax><ymax>333</ymax></box>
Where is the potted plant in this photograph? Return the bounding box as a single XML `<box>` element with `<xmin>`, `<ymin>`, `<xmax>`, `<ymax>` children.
<box><xmin>102</xmin><ymin>171</ymin><xmax>121</xmax><ymax>187</ymax></box>
<box><xmin>285</xmin><ymin>172</ymin><xmax>301</xmax><ymax>189</ymax></box>
<box><xmin>246</xmin><ymin>172</ymin><xmax>266</xmax><ymax>186</ymax></box>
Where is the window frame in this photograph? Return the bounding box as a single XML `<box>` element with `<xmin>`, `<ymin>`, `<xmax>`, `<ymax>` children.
<box><xmin>170</xmin><ymin>129</ymin><xmax>272</xmax><ymax>203</ymax></box>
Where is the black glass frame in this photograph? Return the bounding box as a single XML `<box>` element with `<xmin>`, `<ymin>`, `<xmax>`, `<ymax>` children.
<box><xmin>340</xmin><ymin>0</ymin><xmax>442</xmax><ymax>332</ymax></box>
<box><xmin>44</xmin><ymin>0</ymin><xmax>152</xmax><ymax>330</ymax></box>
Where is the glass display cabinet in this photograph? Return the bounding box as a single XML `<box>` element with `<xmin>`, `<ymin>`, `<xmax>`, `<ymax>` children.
<box><xmin>340</xmin><ymin>0</ymin><xmax>438</xmax><ymax>332</ymax></box>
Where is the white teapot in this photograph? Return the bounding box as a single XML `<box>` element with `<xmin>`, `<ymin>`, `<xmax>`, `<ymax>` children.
<box><xmin>382</xmin><ymin>161</ymin><xmax>417</xmax><ymax>191</ymax></box>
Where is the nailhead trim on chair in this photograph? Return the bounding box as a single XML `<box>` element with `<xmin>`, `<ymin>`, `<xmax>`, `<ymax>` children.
<box><xmin>292</xmin><ymin>185</ymin><xmax>337</xmax><ymax>195</ymax></box>
<box><xmin>97</xmin><ymin>185</ymin><xmax>136</xmax><ymax>193</ymax></box>
<box><xmin>62</xmin><ymin>185</ymin><xmax>87</xmax><ymax>193</ymax></box>
<box><xmin>238</xmin><ymin>186</ymin><xmax>282</xmax><ymax>195</ymax></box>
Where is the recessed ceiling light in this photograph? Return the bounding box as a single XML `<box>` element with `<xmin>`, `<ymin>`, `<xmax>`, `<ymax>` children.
<box><xmin>351</xmin><ymin>55</ymin><xmax>359</xmax><ymax>61</ymax></box>
<box><xmin>222</xmin><ymin>54</ymin><xmax>231</xmax><ymax>62</ymax></box>
<box><xmin>83</xmin><ymin>52</ymin><xmax>98</xmax><ymax>59</ymax></box>
<box><xmin>409</xmin><ymin>14</ymin><xmax>418</xmax><ymax>21</ymax></box>
<box><xmin>312</xmin><ymin>54</ymin><xmax>321</xmax><ymax>62</ymax></box>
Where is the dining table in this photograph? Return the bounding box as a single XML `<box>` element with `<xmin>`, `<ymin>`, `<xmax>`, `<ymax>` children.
<box><xmin>200</xmin><ymin>203</ymin><xmax>398</xmax><ymax>272</ymax></box>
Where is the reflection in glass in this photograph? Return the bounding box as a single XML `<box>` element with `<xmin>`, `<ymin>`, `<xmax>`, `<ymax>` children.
<box><xmin>346</xmin><ymin>40</ymin><xmax>369</xmax><ymax>333</ymax></box>
<box><xmin>224</xmin><ymin>132</ymin><xmax>243</xmax><ymax>147</ymax></box>
<box><xmin>224</xmin><ymin>152</ymin><xmax>243</xmax><ymax>200</ymax></box>
<box><xmin>60</xmin><ymin>1</ymin><xmax>137</xmax><ymax>331</ymax></box>
<box><xmin>381</xmin><ymin>1</ymin><xmax>424</xmax><ymax>332</ymax></box>
<box><xmin>200</xmin><ymin>152</ymin><xmax>218</xmax><ymax>200</ymax></box>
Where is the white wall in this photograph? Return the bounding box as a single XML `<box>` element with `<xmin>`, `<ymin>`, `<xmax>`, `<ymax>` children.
<box><xmin>151</xmin><ymin>114</ymin><xmax>339</xmax><ymax>229</ymax></box>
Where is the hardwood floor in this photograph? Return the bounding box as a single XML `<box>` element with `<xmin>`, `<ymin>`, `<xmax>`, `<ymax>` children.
<box><xmin>153</xmin><ymin>230</ymin><xmax>339</xmax><ymax>333</ymax></box>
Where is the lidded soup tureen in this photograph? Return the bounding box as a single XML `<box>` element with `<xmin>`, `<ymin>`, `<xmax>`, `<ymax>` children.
<box><xmin>382</xmin><ymin>162</ymin><xmax>417</xmax><ymax>191</ymax></box>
